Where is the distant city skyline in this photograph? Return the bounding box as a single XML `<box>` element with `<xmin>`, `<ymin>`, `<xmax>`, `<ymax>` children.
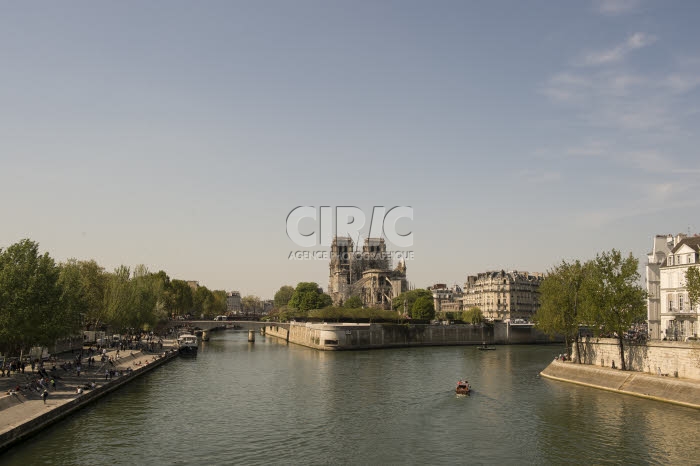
<box><xmin>2</xmin><ymin>1</ymin><xmax>699</xmax><ymax>298</ymax></box>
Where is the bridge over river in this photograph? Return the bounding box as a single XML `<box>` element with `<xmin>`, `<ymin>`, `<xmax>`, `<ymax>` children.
<box><xmin>163</xmin><ymin>320</ymin><xmax>270</xmax><ymax>331</ymax></box>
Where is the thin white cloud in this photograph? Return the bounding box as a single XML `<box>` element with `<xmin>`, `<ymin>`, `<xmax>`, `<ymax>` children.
<box><xmin>516</xmin><ymin>169</ymin><xmax>561</xmax><ymax>185</ymax></box>
<box><xmin>541</xmin><ymin>66</ymin><xmax>694</xmax><ymax>134</ymax></box>
<box><xmin>563</xmin><ymin>144</ymin><xmax>700</xmax><ymax>176</ymax></box>
<box><xmin>574</xmin><ymin>198</ymin><xmax>700</xmax><ymax>229</ymax></box>
<box><xmin>594</xmin><ymin>0</ymin><xmax>641</xmax><ymax>16</ymax></box>
<box><xmin>565</xmin><ymin>141</ymin><xmax>609</xmax><ymax>157</ymax></box>
<box><xmin>664</xmin><ymin>74</ymin><xmax>700</xmax><ymax>94</ymax></box>
<box><xmin>578</xmin><ymin>33</ymin><xmax>656</xmax><ymax>67</ymax></box>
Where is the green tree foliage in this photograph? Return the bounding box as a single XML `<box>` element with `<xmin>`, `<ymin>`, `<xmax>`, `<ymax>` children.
<box><xmin>103</xmin><ymin>266</ymin><xmax>133</xmax><ymax>331</ymax></box>
<box><xmin>685</xmin><ymin>266</ymin><xmax>700</xmax><ymax>312</ymax></box>
<box><xmin>343</xmin><ymin>296</ymin><xmax>363</xmax><ymax>309</ymax></box>
<box><xmin>151</xmin><ymin>270</ymin><xmax>174</xmax><ymax>317</ymax></box>
<box><xmin>0</xmin><ymin>240</ymin><xmax>69</xmax><ymax>353</ymax></box>
<box><xmin>212</xmin><ymin>290</ymin><xmax>228</xmax><ymax>316</ymax></box>
<box><xmin>101</xmin><ymin>265</ymin><xmax>174</xmax><ymax>332</ymax></box>
<box><xmin>584</xmin><ymin>250</ymin><xmax>647</xmax><ymax>370</ymax></box>
<box><xmin>267</xmin><ymin>306</ymin><xmax>292</xmax><ymax>322</ymax></box>
<box><xmin>58</xmin><ymin>259</ymin><xmax>108</xmax><ymax>330</ymax></box>
<box><xmin>391</xmin><ymin>288</ymin><xmax>435</xmax><ymax>319</ymax></box>
<box><xmin>128</xmin><ymin>265</ymin><xmax>167</xmax><ymax>330</ymax></box>
<box><xmin>242</xmin><ymin>295</ymin><xmax>262</xmax><ymax>316</ymax></box>
<box><xmin>169</xmin><ymin>279</ymin><xmax>193</xmax><ymax>317</ymax></box>
<box><xmin>288</xmin><ymin>282</ymin><xmax>332</xmax><ymax>312</ymax></box>
<box><xmin>318</xmin><ymin>293</ymin><xmax>333</xmax><ymax>308</ymax></box>
<box><xmin>308</xmin><ymin>307</ymin><xmax>400</xmax><ymax>322</ymax></box>
<box><xmin>534</xmin><ymin>260</ymin><xmax>589</xmax><ymax>361</ymax></box>
<box><xmin>411</xmin><ymin>295</ymin><xmax>436</xmax><ymax>320</ymax></box>
<box><xmin>0</xmin><ymin>238</ymin><xmax>233</xmax><ymax>354</ymax></box>
<box><xmin>274</xmin><ymin>285</ymin><xmax>295</xmax><ymax>308</ymax></box>
<box><xmin>461</xmin><ymin>306</ymin><xmax>484</xmax><ymax>325</ymax></box>
<box><xmin>193</xmin><ymin>286</ymin><xmax>214</xmax><ymax>318</ymax></box>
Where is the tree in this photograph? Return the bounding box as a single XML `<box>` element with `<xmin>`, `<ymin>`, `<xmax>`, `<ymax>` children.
<box><xmin>57</xmin><ymin>260</ymin><xmax>89</xmax><ymax>334</ymax></box>
<box><xmin>193</xmin><ymin>286</ymin><xmax>215</xmax><ymax>318</ymax></box>
<box><xmin>343</xmin><ymin>296</ymin><xmax>363</xmax><ymax>309</ymax></box>
<box><xmin>58</xmin><ymin>259</ymin><xmax>108</xmax><ymax>330</ymax></box>
<box><xmin>170</xmin><ymin>279</ymin><xmax>193</xmax><ymax>317</ymax></box>
<box><xmin>534</xmin><ymin>260</ymin><xmax>589</xmax><ymax>362</ymax></box>
<box><xmin>585</xmin><ymin>250</ymin><xmax>647</xmax><ymax>371</ymax></box>
<box><xmin>392</xmin><ymin>289</ymin><xmax>433</xmax><ymax>314</ymax></box>
<box><xmin>211</xmin><ymin>290</ymin><xmax>228</xmax><ymax>316</ymax></box>
<box><xmin>685</xmin><ymin>266</ymin><xmax>700</xmax><ymax>312</ymax></box>
<box><xmin>318</xmin><ymin>293</ymin><xmax>333</xmax><ymax>308</ymax></box>
<box><xmin>274</xmin><ymin>285</ymin><xmax>295</xmax><ymax>308</ymax></box>
<box><xmin>288</xmin><ymin>282</ymin><xmax>332</xmax><ymax>312</ymax></box>
<box><xmin>131</xmin><ymin>266</ymin><xmax>177</xmax><ymax>330</ymax></box>
<box><xmin>462</xmin><ymin>306</ymin><xmax>484</xmax><ymax>325</ymax></box>
<box><xmin>411</xmin><ymin>295</ymin><xmax>436</xmax><ymax>320</ymax></box>
<box><xmin>103</xmin><ymin>266</ymin><xmax>133</xmax><ymax>331</ymax></box>
<box><xmin>0</xmin><ymin>240</ymin><xmax>67</xmax><ymax>354</ymax></box>
<box><xmin>242</xmin><ymin>295</ymin><xmax>262</xmax><ymax>317</ymax></box>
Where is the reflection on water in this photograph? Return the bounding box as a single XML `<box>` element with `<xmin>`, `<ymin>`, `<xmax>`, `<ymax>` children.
<box><xmin>2</xmin><ymin>331</ymin><xmax>698</xmax><ymax>465</ymax></box>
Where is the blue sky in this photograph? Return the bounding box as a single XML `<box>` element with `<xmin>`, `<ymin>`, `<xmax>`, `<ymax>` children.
<box><xmin>1</xmin><ymin>1</ymin><xmax>699</xmax><ymax>298</ymax></box>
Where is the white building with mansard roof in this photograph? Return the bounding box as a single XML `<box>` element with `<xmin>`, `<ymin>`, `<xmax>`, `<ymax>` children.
<box><xmin>658</xmin><ymin>235</ymin><xmax>700</xmax><ymax>340</ymax></box>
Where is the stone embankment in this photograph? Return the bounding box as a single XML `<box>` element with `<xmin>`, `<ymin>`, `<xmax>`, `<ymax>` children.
<box><xmin>574</xmin><ymin>337</ymin><xmax>700</xmax><ymax>380</ymax></box>
<box><xmin>0</xmin><ymin>344</ymin><xmax>178</xmax><ymax>453</ymax></box>
<box><xmin>540</xmin><ymin>360</ymin><xmax>700</xmax><ymax>409</ymax></box>
<box><xmin>265</xmin><ymin>322</ymin><xmax>557</xmax><ymax>350</ymax></box>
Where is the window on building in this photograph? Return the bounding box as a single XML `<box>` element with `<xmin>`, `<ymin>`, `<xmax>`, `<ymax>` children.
<box><xmin>668</xmin><ymin>296</ymin><xmax>674</xmax><ymax>312</ymax></box>
<box><xmin>679</xmin><ymin>295</ymin><xmax>684</xmax><ymax>311</ymax></box>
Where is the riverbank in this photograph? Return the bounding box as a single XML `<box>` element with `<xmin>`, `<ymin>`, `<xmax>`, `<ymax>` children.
<box><xmin>540</xmin><ymin>360</ymin><xmax>700</xmax><ymax>409</ymax></box>
<box><xmin>0</xmin><ymin>343</ymin><xmax>178</xmax><ymax>453</ymax></box>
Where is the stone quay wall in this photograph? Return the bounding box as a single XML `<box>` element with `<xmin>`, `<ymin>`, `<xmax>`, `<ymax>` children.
<box><xmin>265</xmin><ymin>322</ymin><xmax>558</xmax><ymax>350</ymax></box>
<box><xmin>540</xmin><ymin>360</ymin><xmax>700</xmax><ymax>409</ymax></box>
<box><xmin>264</xmin><ymin>325</ymin><xmax>289</xmax><ymax>342</ymax></box>
<box><xmin>0</xmin><ymin>350</ymin><xmax>178</xmax><ymax>453</ymax></box>
<box><xmin>573</xmin><ymin>337</ymin><xmax>700</xmax><ymax>381</ymax></box>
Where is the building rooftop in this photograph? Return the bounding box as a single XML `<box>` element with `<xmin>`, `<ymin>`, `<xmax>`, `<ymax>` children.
<box><xmin>670</xmin><ymin>236</ymin><xmax>700</xmax><ymax>254</ymax></box>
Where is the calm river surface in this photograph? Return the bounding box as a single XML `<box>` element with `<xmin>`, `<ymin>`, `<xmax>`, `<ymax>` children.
<box><xmin>3</xmin><ymin>330</ymin><xmax>699</xmax><ymax>465</ymax></box>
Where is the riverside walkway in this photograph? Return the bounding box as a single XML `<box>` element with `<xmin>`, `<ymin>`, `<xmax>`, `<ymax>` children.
<box><xmin>0</xmin><ymin>343</ymin><xmax>176</xmax><ymax>444</ymax></box>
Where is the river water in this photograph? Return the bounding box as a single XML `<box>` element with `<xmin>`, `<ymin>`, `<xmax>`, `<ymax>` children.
<box><xmin>2</xmin><ymin>330</ymin><xmax>698</xmax><ymax>465</ymax></box>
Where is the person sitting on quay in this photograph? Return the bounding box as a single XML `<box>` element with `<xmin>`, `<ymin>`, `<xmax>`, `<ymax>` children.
<box><xmin>7</xmin><ymin>385</ymin><xmax>22</xmax><ymax>396</ymax></box>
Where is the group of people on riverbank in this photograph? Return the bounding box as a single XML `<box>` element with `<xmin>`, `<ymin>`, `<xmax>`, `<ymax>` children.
<box><xmin>0</xmin><ymin>359</ymin><xmax>28</xmax><ymax>377</ymax></box>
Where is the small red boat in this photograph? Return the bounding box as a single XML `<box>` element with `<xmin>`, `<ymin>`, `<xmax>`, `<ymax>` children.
<box><xmin>455</xmin><ymin>380</ymin><xmax>470</xmax><ymax>395</ymax></box>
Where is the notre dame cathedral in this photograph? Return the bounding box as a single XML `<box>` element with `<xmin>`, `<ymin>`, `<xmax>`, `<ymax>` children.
<box><xmin>327</xmin><ymin>236</ymin><xmax>408</xmax><ymax>309</ymax></box>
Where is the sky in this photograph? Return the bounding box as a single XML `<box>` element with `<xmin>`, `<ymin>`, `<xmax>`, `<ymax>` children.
<box><xmin>1</xmin><ymin>0</ymin><xmax>699</xmax><ymax>298</ymax></box>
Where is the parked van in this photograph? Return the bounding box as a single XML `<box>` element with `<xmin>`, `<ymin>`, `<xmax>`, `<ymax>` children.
<box><xmin>214</xmin><ymin>315</ymin><xmax>227</xmax><ymax>321</ymax></box>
